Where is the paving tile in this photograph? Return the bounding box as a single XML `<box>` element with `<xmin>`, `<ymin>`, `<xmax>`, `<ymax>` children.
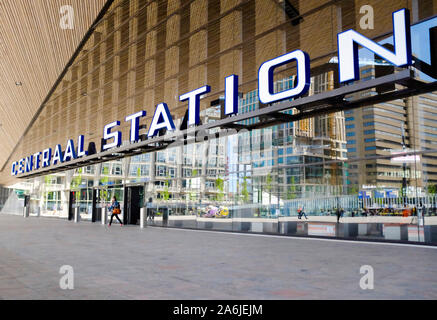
<box><xmin>0</xmin><ymin>214</ymin><xmax>436</xmax><ymax>299</ymax></box>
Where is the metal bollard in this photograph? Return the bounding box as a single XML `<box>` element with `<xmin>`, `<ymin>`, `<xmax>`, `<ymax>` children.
<box><xmin>140</xmin><ymin>207</ymin><xmax>146</xmax><ymax>229</ymax></box>
<box><xmin>74</xmin><ymin>207</ymin><xmax>80</xmax><ymax>223</ymax></box>
<box><xmin>101</xmin><ymin>207</ymin><xmax>107</xmax><ymax>225</ymax></box>
<box><xmin>36</xmin><ymin>207</ymin><xmax>40</xmax><ymax>217</ymax></box>
<box><xmin>23</xmin><ymin>205</ymin><xmax>29</xmax><ymax>218</ymax></box>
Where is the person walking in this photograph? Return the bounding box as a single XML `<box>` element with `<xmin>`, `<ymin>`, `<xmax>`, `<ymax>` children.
<box><xmin>420</xmin><ymin>201</ymin><xmax>426</xmax><ymax>224</ymax></box>
<box><xmin>108</xmin><ymin>196</ymin><xmax>123</xmax><ymax>226</ymax></box>
<box><xmin>147</xmin><ymin>197</ymin><xmax>154</xmax><ymax>222</ymax></box>
<box><xmin>336</xmin><ymin>207</ymin><xmax>342</xmax><ymax>223</ymax></box>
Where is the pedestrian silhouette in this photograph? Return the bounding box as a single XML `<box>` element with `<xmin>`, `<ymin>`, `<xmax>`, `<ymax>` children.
<box><xmin>108</xmin><ymin>196</ymin><xmax>123</xmax><ymax>226</ymax></box>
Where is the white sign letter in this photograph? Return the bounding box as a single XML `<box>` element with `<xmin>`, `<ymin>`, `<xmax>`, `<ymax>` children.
<box><xmin>147</xmin><ymin>103</ymin><xmax>176</xmax><ymax>138</ymax></box>
<box><xmin>338</xmin><ymin>8</ymin><xmax>411</xmax><ymax>83</ymax></box>
<box><xmin>258</xmin><ymin>50</ymin><xmax>310</xmax><ymax>104</ymax></box>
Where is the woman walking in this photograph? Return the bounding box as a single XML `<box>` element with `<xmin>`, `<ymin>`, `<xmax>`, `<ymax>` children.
<box><xmin>108</xmin><ymin>196</ymin><xmax>123</xmax><ymax>226</ymax></box>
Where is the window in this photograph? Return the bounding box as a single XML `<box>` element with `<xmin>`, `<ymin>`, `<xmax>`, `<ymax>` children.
<box><xmin>208</xmin><ymin>157</ymin><xmax>217</xmax><ymax>166</ymax></box>
<box><xmin>111</xmin><ymin>164</ymin><xmax>122</xmax><ymax>175</ymax></box>
<box><xmin>85</xmin><ymin>166</ymin><xmax>94</xmax><ymax>174</ymax></box>
<box><xmin>183</xmin><ymin>168</ymin><xmax>192</xmax><ymax>177</ymax></box>
<box><xmin>157</xmin><ymin>152</ymin><xmax>166</xmax><ymax>163</ymax></box>
<box><xmin>183</xmin><ymin>157</ymin><xmax>192</xmax><ymax>165</ymax></box>
<box><xmin>130</xmin><ymin>165</ymin><xmax>139</xmax><ymax>176</ymax></box>
<box><xmin>374</xmin><ymin>130</ymin><xmax>403</xmax><ymax>138</ymax></box>
<box><xmin>168</xmin><ymin>168</ymin><xmax>175</xmax><ymax>178</ymax></box>
<box><xmin>168</xmin><ymin>153</ymin><xmax>176</xmax><ymax>163</ymax></box>
<box><xmin>156</xmin><ymin>166</ymin><xmax>166</xmax><ymax>177</ymax></box>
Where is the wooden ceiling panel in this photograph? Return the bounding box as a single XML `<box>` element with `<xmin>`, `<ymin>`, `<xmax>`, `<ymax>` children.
<box><xmin>0</xmin><ymin>0</ymin><xmax>107</xmax><ymax>170</ymax></box>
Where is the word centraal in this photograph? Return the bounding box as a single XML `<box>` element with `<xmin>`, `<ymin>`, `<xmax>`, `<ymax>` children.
<box><xmin>12</xmin><ymin>9</ymin><xmax>412</xmax><ymax>176</ymax></box>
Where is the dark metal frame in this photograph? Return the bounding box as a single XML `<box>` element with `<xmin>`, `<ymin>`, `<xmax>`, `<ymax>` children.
<box><xmin>17</xmin><ymin>69</ymin><xmax>437</xmax><ymax>179</ymax></box>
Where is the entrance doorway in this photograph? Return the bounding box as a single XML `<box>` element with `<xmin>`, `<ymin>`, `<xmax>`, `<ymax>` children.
<box><xmin>124</xmin><ymin>186</ymin><xmax>144</xmax><ymax>225</ymax></box>
<box><xmin>68</xmin><ymin>191</ymin><xmax>76</xmax><ymax>221</ymax></box>
<box><xmin>91</xmin><ymin>188</ymin><xmax>102</xmax><ymax>222</ymax></box>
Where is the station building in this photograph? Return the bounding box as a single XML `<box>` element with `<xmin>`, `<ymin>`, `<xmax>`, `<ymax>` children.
<box><xmin>0</xmin><ymin>0</ymin><xmax>437</xmax><ymax>243</ymax></box>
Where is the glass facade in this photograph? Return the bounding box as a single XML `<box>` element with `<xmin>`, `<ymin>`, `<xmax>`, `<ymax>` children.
<box><xmin>2</xmin><ymin>0</ymin><xmax>437</xmax><ymax>244</ymax></box>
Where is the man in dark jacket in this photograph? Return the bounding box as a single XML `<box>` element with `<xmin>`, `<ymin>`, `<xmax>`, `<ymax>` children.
<box><xmin>336</xmin><ymin>207</ymin><xmax>342</xmax><ymax>223</ymax></box>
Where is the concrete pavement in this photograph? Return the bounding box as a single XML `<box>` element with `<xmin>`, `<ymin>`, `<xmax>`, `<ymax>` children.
<box><xmin>0</xmin><ymin>214</ymin><xmax>436</xmax><ymax>299</ymax></box>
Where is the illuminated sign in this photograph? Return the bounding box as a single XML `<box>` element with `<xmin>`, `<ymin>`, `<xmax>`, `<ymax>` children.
<box><xmin>11</xmin><ymin>9</ymin><xmax>413</xmax><ymax>176</ymax></box>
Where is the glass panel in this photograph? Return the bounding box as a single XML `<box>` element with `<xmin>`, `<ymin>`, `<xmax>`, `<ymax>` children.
<box><xmin>10</xmin><ymin>1</ymin><xmax>437</xmax><ymax>245</ymax></box>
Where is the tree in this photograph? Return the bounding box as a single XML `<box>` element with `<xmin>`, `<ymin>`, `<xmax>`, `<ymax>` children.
<box><xmin>44</xmin><ymin>175</ymin><xmax>54</xmax><ymax>185</ymax></box>
<box><xmin>286</xmin><ymin>186</ymin><xmax>296</xmax><ymax>200</ymax></box>
<box><xmin>286</xmin><ymin>176</ymin><xmax>296</xmax><ymax>200</ymax></box>
<box><xmin>99</xmin><ymin>166</ymin><xmax>110</xmax><ymax>200</ymax></box>
<box><xmin>349</xmin><ymin>185</ymin><xmax>359</xmax><ymax>196</ymax></box>
<box><xmin>241</xmin><ymin>176</ymin><xmax>249</xmax><ymax>203</ymax></box>
<box><xmin>70</xmin><ymin>168</ymin><xmax>83</xmax><ymax>201</ymax></box>
<box><xmin>215</xmin><ymin>177</ymin><xmax>224</xmax><ymax>202</ymax></box>
<box><xmin>427</xmin><ymin>184</ymin><xmax>437</xmax><ymax>195</ymax></box>
<box><xmin>162</xmin><ymin>177</ymin><xmax>170</xmax><ymax>201</ymax></box>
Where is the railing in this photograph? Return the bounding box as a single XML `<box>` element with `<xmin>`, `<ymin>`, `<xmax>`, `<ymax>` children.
<box><xmin>283</xmin><ymin>195</ymin><xmax>437</xmax><ymax>216</ymax></box>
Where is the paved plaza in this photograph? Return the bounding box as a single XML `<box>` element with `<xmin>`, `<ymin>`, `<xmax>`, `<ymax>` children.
<box><xmin>0</xmin><ymin>213</ymin><xmax>436</xmax><ymax>300</ymax></box>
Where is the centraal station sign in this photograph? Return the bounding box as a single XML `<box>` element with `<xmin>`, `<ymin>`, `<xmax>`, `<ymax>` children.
<box><xmin>12</xmin><ymin>9</ymin><xmax>413</xmax><ymax>176</ymax></box>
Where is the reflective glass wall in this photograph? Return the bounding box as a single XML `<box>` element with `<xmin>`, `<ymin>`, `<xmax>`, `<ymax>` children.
<box><xmin>3</xmin><ymin>0</ymin><xmax>437</xmax><ymax>244</ymax></box>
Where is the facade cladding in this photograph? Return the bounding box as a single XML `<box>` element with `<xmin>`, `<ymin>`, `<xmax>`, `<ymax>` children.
<box><xmin>1</xmin><ymin>0</ymin><xmax>437</xmax><ymax>243</ymax></box>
